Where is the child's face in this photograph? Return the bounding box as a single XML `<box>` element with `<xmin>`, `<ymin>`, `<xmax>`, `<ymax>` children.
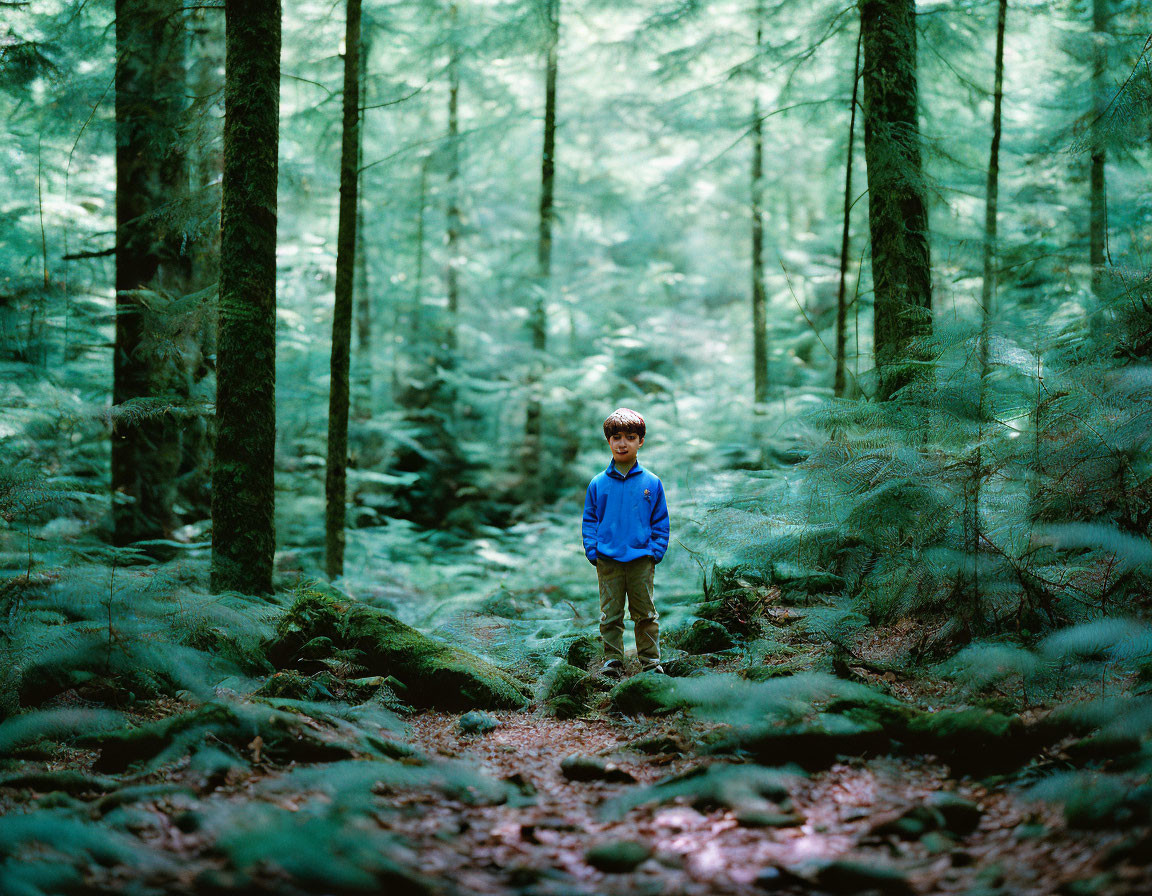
<box><xmin>608</xmin><ymin>430</ymin><xmax>643</xmax><ymax>466</ymax></box>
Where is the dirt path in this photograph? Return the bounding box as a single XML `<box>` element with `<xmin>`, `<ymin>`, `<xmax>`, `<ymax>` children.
<box><xmin>3</xmin><ymin>705</ymin><xmax>1147</xmax><ymax>895</ymax></box>
<box><xmin>393</xmin><ymin>711</ymin><xmax>1143</xmax><ymax>896</ymax></box>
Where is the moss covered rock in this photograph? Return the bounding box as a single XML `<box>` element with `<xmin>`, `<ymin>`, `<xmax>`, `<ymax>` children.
<box><xmin>560</xmin><ymin>754</ymin><xmax>636</xmax><ymax>783</ymax></box>
<box><xmin>340</xmin><ymin>605</ymin><xmax>529</xmax><ymax>711</ymax></box>
<box><xmin>458</xmin><ymin>711</ymin><xmax>501</xmax><ymax>735</ymax></box>
<box><xmin>609</xmin><ymin>673</ymin><xmax>684</xmax><ymax>716</ymax></box>
<box><xmin>904</xmin><ymin>708</ymin><xmax>1034</xmax><ymax>774</ymax></box>
<box><xmin>812</xmin><ymin>859</ymin><xmax>915</xmax><ymax>895</ymax></box>
<box><xmin>585</xmin><ymin>841</ymin><xmax>651</xmax><ymax>873</ymax></box>
<box><xmin>665</xmin><ymin>619</ymin><xmax>735</xmax><ymax>655</ymax></box>
<box><xmin>723</xmin><ymin>712</ymin><xmax>891</xmax><ymax>770</ymax></box>
<box><xmin>542</xmin><ymin>663</ymin><xmax>596</xmax><ymax>719</ymax></box>
<box><xmin>264</xmin><ymin>590</ymin><xmax>344</xmax><ymax>667</ymax></box>
<box><xmin>565</xmin><ymin>634</ymin><xmax>600</xmax><ymax>670</ymax></box>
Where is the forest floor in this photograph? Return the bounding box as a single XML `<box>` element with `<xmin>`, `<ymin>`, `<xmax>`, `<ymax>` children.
<box><xmin>398</xmin><ymin>710</ymin><xmax>1133</xmax><ymax>896</ymax></box>
<box><xmin>3</xmin><ymin>557</ymin><xmax>1152</xmax><ymax>896</ymax></box>
<box><xmin>3</xmin><ymin>660</ymin><xmax>1151</xmax><ymax>896</ymax></box>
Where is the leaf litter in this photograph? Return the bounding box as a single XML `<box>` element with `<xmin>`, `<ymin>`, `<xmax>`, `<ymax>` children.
<box><xmin>1</xmin><ymin>698</ymin><xmax>1151</xmax><ymax>894</ymax></box>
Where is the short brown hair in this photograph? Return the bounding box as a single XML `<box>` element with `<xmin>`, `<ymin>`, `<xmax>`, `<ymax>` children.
<box><xmin>603</xmin><ymin>407</ymin><xmax>646</xmax><ymax>440</ymax></box>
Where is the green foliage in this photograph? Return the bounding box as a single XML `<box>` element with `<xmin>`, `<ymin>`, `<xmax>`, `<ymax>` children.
<box><xmin>0</xmin><ymin>810</ymin><xmax>161</xmax><ymax>896</ymax></box>
<box><xmin>203</xmin><ymin>800</ymin><xmax>432</xmax><ymax>895</ymax></box>
<box><xmin>0</xmin><ymin>707</ymin><xmax>124</xmax><ymax>754</ymax></box>
<box><xmin>939</xmin><ymin>642</ymin><xmax>1042</xmax><ymax>693</ymax></box>
<box><xmin>1027</xmin><ymin>771</ymin><xmax>1149</xmax><ymax>829</ymax></box>
<box><xmin>1040</xmin><ymin>618</ymin><xmax>1152</xmax><ymax>667</ymax></box>
<box><xmin>0</xmin><ymin>562</ymin><xmax>282</xmax><ymax>713</ymax></box>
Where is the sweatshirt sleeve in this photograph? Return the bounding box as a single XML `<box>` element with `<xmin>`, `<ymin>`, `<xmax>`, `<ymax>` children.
<box><xmin>582</xmin><ymin>481</ymin><xmax>599</xmax><ymax>565</ymax></box>
<box><xmin>649</xmin><ymin>480</ymin><xmax>670</xmax><ymax>562</ymax></box>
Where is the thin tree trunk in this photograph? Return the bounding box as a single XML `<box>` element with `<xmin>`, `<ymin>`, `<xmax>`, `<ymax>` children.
<box><xmin>835</xmin><ymin>26</ymin><xmax>862</xmax><ymax>399</ymax></box>
<box><xmin>326</xmin><ymin>0</ymin><xmax>362</xmax><ymax>580</ymax></box>
<box><xmin>445</xmin><ymin>1</ymin><xmax>461</xmax><ymax>356</ymax></box>
<box><xmin>112</xmin><ymin>0</ymin><xmax>189</xmax><ymax>546</ymax></box>
<box><xmin>1089</xmin><ymin>0</ymin><xmax>1109</xmax><ymax>299</ymax></box>
<box><xmin>354</xmin><ymin>25</ymin><xmax>373</xmax><ymax>420</ymax></box>
<box><xmin>980</xmin><ymin>0</ymin><xmax>1007</xmax><ymax>327</ymax></box>
<box><xmin>537</xmin><ymin>0</ymin><xmax>558</xmax><ymax>299</ymax></box>
<box><xmin>972</xmin><ymin>0</ymin><xmax>1008</xmax><ymax>621</ymax></box>
<box><xmin>750</xmin><ymin>0</ymin><xmax>768</xmax><ymax>407</ymax></box>
<box><xmin>860</xmin><ymin>0</ymin><xmax>933</xmax><ymax>401</ymax></box>
<box><xmin>212</xmin><ymin>0</ymin><xmax>281</xmax><ymax>594</ymax></box>
<box><xmin>525</xmin><ymin>0</ymin><xmax>559</xmax><ymax>485</ymax></box>
<box><xmin>182</xmin><ymin>3</ymin><xmax>225</xmax><ymax>525</ymax></box>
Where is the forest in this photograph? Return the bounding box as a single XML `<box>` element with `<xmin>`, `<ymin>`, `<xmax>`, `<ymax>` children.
<box><xmin>2</xmin><ymin>0</ymin><xmax>1151</xmax><ymax>893</ymax></box>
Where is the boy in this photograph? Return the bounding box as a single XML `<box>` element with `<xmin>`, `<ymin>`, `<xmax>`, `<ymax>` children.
<box><xmin>582</xmin><ymin>408</ymin><xmax>670</xmax><ymax>677</ymax></box>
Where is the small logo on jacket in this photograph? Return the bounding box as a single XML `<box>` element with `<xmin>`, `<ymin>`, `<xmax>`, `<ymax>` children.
<box><xmin>644</xmin><ymin>488</ymin><xmax>651</xmax><ymax>500</ymax></box>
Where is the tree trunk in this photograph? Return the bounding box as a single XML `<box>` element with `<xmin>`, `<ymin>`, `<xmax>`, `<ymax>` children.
<box><xmin>354</xmin><ymin>25</ymin><xmax>373</xmax><ymax>420</ymax></box>
<box><xmin>980</xmin><ymin>0</ymin><xmax>1007</xmax><ymax>325</ymax></box>
<box><xmin>325</xmin><ymin>0</ymin><xmax>362</xmax><ymax>581</ymax></box>
<box><xmin>859</xmin><ymin>0</ymin><xmax>933</xmax><ymax>401</ymax></box>
<box><xmin>181</xmin><ymin>3</ymin><xmax>225</xmax><ymax>525</ymax></box>
<box><xmin>112</xmin><ymin>0</ymin><xmax>190</xmax><ymax>547</ymax></box>
<box><xmin>750</xmin><ymin>0</ymin><xmax>768</xmax><ymax>407</ymax></box>
<box><xmin>972</xmin><ymin>0</ymin><xmax>1008</xmax><ymax>620</ymax></box>
<box><xmin>835</xmin><ymin>27</ymin><xmax>862</xmax><ymax>399</ymax></box>
<box><xmin>445</xmin><ymin>1</ymin><xmax>461</xmax><ymax>356</ymax></box>
<box><xmin>212</xmin><ymin>0</ymin><xmax>281</xmax><ymax>594</ymax></box>
<box><xmin>525</xmin><ymin>0</ymin><xmax>559</xmax><ymax>483</ymax></box>
<box><xmin>1089</xmin><ymin>0</ymin><xmax>1109</xmax><ymax>299</ymax></box>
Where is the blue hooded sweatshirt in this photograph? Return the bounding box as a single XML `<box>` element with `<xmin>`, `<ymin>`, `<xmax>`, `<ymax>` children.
<box><xmin>582</xmin><ymin>460</ymin><xmax>670</xmax><ymax>565</ymax></box>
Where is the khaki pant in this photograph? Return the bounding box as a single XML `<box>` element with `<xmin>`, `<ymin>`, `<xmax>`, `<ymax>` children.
<box><xmin>597</xmin><ymin>556</ymin><xmax>660</xmax><ymax>667</ymax></box>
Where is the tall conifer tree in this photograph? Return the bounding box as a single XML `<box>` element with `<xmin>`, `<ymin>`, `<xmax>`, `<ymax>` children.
<box><xmin>835</xmin><ymin>27</ymin><xmax>862</xmax><ymax>398</ymax></box>
<box><xmin>750</xmin><ymin>0</ymin><xmax>768</xmax><ymax>407</ymax></box>
<box><xmin>525</xmin><ymin>0</ymin><xmax>559</xmax><ymax>488</ymax></box>
<box><xmin>354</xmin><ymin>24</ymin><xmax>373</xmax><ymax>420</ymax></box>
<box><xmin>980</xmin><ymin>0</ymin><xmax>1007</xmax><ymax>325</ymax></box>
<box><xmin>445</xmin><ymin>1</ymin><xmax>462</xmax><ymax>356</ymax></box>
<box><xmin>326</xmin><ymin>0</ymin><xmax>362</xmax><ymax>580</ymax></box>
<box><xmin>859</xmin><ymin>0</ymin><xmax>933</xmax><ymax>400</ymax></box>
<box><xmin>212</xmin><ymin>0</ymin><xmax>281</xmax><ymax>593</ymax></box>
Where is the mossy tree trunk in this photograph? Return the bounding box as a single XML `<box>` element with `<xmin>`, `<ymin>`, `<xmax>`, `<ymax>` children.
<box><xmin>112</xmin><ymin>0</ymin><xmax>190</xmax><ymax>546</ymax></box>
<box><xmin>835</xmin><ymin>27</ymin><xmax>862</xmax><ymax>399</ymax></box>
<box><xmin>211</xmin><ymin>0</ymin><xmax>281</xmax><ymax>594</ymax></box>
<box><xmin>750</xmin><ymin>0</ymin><xmax>768</xmax><ymax>408</ymax></box>
<box><xmin>326</xmin><ymin>0</ymin><xmax>362</xmax><ymax>581</ymax></box>
<box><xmin>859</xmin><ymin>0</ymin><xmax>933</xmax><ymax>401</ymax></box>
<box><xmin>525</xmin><ymin>0</ymin><xmax>559</xmax><ymax>490</ymax></box>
